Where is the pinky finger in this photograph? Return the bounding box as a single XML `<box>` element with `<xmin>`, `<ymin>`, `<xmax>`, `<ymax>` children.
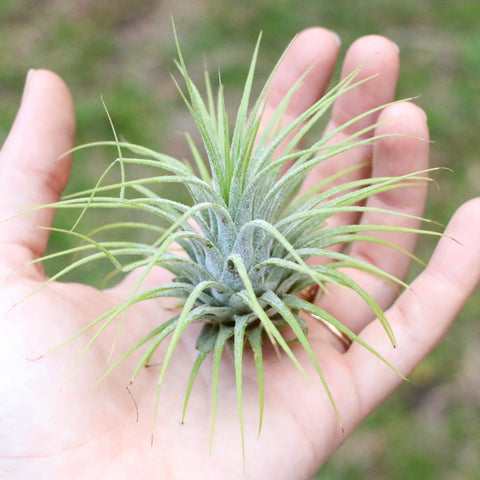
<box><xmin>344</xmin><ymin>197</ymin><xmax>480</xmax><ymax>419</ymax></box>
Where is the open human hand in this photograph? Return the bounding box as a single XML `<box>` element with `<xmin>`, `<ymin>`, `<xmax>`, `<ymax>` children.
<box><xmin>1</xmin><ymin>28</ymin><xmax>479</xmax><ymax>480</ymax></box>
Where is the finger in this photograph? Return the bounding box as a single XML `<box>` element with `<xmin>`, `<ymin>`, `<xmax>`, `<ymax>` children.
<box><xmin>342</xmin><ymin>197</ymin><xmax>480</xmax><ymax>425</ymax></box>
<box><xmin>318</xmin><ymin>101</ymin><xmax>430</xmax><ymax>333</ymax></box>
<box><xmin>258</xmin><ymin>27</ymin><xmax>341</xmax><ymax>157</ymax></box>
<box><xmin>300</xmin><ymin>35</ymin><xmax>400</xmax><ymax>208</ymax></box>
<box><xmin>0</xmin><ymin>70</ymin><xmax>75</xmax><ymax>265</ymax></box>
<box><xmin>330</xmin><ymin>35</ymin><xmax>400</xmax><ymax>136</ymax></box>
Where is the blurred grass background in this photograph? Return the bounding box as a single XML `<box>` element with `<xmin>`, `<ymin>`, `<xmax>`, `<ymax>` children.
<box><xmin>1</xmin><ymin>0</ymin><xmax>479</xmax><ymax>478</ymax></box>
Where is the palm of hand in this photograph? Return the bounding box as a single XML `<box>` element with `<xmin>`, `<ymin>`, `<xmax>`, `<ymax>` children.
<box><xmin>1</xmin><ymin>28</ymin><xmax>479</xmax><ymax>480</ymax></box>
<box><xmin>1</xmin><ymin>263</ymin><xmax>352</xmax><ymax>478</ymax></box>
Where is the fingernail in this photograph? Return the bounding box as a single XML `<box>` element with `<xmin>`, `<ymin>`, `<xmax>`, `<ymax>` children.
<box><xmin>26</xmin><ymin>68</ymin><xmax>36</xmax><ymax>82</ymax></box>
<box><xmin>418</xmin><ymin>106</ymin><xmax>428</xmax><ymax>122</ymax></box>
<box><xmin>392</xmin><ymin>41</ymin><xmax>400</xmax><ymax>53</ymax></box>
<box><xmin>331</xmin><ymin>31</ymin><xmax>342</xmax><ymax>47</ymax></box>
<box><xmin>24</xmin><ymin>68</ymin><xmax>36</xmax><ymax>95</ymax></box>
<box><xmin>20</xmin><ymin>69</ymin><xmax>36</xmax><ymax>103</ymax></box>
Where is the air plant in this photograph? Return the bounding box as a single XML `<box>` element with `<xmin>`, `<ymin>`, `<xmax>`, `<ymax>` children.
<box><xmin>26</xmin><ymin>28</ymin><xmax>439</xmax><ymax>459</ymax></box>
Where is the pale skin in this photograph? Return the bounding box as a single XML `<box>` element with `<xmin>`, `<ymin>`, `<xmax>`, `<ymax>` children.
<box><xmin>1</xmin><ymin>28</ymin><xmax>480</xmax><ymax>480</ymax></box>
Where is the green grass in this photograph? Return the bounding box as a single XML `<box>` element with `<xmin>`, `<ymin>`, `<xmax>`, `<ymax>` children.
<box><xmin>2</xmin><ymin>1</ymin><xmax>480</xmax><ymax>478</ymax></box>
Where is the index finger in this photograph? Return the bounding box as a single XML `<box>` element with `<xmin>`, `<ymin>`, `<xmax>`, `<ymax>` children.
<box><xmin>300</xmin><ymin>35</ymin><xmax>400</xmax><ymax>196</ymax></box>
<box><xmin>257</xmin><ymin>27</ymin><xmax>341</xmax><ymax>159</ymax></box>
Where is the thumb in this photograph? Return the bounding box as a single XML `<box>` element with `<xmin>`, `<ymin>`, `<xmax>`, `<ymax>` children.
<box><xmin>0</xmin><ymin>69</ymin><xmax>75</xmax><ymax>270</ymax></box>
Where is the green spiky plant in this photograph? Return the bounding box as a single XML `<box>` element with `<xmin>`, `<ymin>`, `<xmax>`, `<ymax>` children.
<box><xmin>26</xmin><ymin>29</ymin><xmax>439</xmax><ymax>458</ymax></box>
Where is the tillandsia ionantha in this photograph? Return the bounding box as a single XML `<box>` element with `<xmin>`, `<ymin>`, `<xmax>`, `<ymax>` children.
<box><xmin>20</xmin><ymin>27</ymin><xmax>441</xmax><ymax>460</ymax></box>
